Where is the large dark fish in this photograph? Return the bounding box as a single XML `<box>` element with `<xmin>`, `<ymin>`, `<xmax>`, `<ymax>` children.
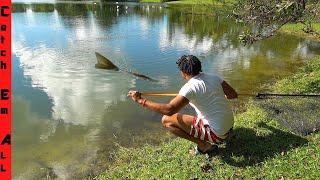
<box><xmin>95</xmin><ymin>52</ymin><xmax>157</xmax><ymax>82</ymax></box>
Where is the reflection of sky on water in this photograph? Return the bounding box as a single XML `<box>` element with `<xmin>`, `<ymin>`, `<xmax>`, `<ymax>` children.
<box><xmin>13</xmin><ymin>7</ymin><xmax>136</xmax><ymax>178</ymax></box>
<box><xmin>12</xmin><ymin>3</ymin><xmax>320</xmax><ymax>179</ymax></box>
<box><xmin>13</xmin><ymin>10</ymin><xmax>135</xmax><ymax>125</ymax></box>
<box><xmin>159</xmin><ymin>19</ymin><xmax>213</xmax><ymax>55</ymax></box>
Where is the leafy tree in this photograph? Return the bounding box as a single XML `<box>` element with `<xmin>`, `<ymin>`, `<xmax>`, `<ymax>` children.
<box><xmin>232</xmin><ymin>0</ymin><xmax>320</xmax><ymax>44</ymax></box>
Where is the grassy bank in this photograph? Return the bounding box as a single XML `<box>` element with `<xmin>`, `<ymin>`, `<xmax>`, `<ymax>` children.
<box><xmin>139</xmin><ymin>0</ymin><xmax>162</xmax><ymax>3</ymax></box>
<box><xmin>139</xmin><ymin>0</ymin><xmax>235</xmax><ymax>6</ymax></box>
<box><xmin>96</xmin><ymin>56</ymin><xmax>320</xmax><ymax>179</ymax></box>
<box><xmin>280</xmin><ymin>23</ymin><xmax>320</xmax><ymax>41</ymax></box>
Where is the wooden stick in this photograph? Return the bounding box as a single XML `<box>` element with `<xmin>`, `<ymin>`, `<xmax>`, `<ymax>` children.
<box><xmin>141</xmin><ymin>92</ymin><xmax>178</xmax><ymax>97</ymax></box>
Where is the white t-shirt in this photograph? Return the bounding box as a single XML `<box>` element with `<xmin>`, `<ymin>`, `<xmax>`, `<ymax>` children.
<box><xmin>178</xmin><ymin>73</ymin><xmax>234</xmax><ymax>136</ymax></box>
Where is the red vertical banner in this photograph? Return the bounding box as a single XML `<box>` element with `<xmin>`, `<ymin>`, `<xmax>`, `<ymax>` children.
<box><xmin>0</xmin><ymin>0</ymin><xmax>11</xmax><ymax>179</ymax></box>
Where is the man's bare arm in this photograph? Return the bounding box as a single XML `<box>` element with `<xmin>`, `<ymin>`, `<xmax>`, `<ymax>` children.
<box><xmin>127</xmin><ymin>90</ymin><xmax>189</xmax><ymax>116</ymax></box>
<box><xmin>142</xmin><ymin>95</ymin><xmax>189</xmax><ymax>116</ymax></box>
<box><xmin>221</xmin><ymin>81</ymin><xmax>238</xmax><ymax>99</ymax></box>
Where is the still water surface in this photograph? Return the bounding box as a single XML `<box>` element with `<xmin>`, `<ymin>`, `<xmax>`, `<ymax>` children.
<box><xmin>12</xmin><ymin>2</ymin><xmax>320</xmax><ymax>179</ymax></box>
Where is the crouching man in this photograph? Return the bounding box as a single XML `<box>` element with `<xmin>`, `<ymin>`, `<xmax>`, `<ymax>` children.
<box><xmin>128</xmin><ymin>55</ymin><xmax>237</xmax><ymax>154</ymax></box>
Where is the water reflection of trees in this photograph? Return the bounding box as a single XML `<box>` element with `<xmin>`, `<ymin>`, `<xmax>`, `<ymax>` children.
<box><xmin>31</xmin><ymin>3</ymin><xmax>55</xmax><ymax>12</ymax></box>
<box><xmin>167</xmin><ymin>6</ymin><xmax>242</xmax><ymax>48</ymax></box>
<box><xmin>133</xmin><ymin>5</ymin><xmax>165</xmax><ymax>23</ymax></box>
<box><xmin>93</xmin><ymin>4</ymin><xmax>120</xmax><ymax>27</ymax></box>
<box><xmin>13</xmin><ymin>3</ymin><xmax>28</xmax><ymax>13</ymax></box>
<box><xmin>125</xmin><ymin>4</ymin><xmax>244</xmax><ymax>52</ymax></box>
<box><xmin>13</xmin><ymin>3</ymin><xmax>92</xmax><ymax>16</ymax></box>
<box><xmin>11</xmin><ymin>2</ymin><xmax>320</xmax><ymax>58</ymax></box>
<box><xmin>55</xmin><ymin>3</ymin><xmax>91</xmax><ymax>17</ymax></box>
<box><xmin>12</xmin><ymin>2</ymin><xmax>320</xmax><ymax>94</ymax></box>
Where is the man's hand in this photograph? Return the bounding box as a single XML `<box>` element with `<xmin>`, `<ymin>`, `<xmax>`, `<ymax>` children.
<box><xmin>127</xmin><ymin>90</ymin><xmax>142</xmax><ymax>102</ymax></box>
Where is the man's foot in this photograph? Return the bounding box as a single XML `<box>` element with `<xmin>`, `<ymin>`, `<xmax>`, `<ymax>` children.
<box><xmin>189</xmin><ymin>144</ymin><xmax>217</xmax><ymax>156</ymax></box>
<box><xmin>197</xmin><ymin>141</ymin><xmax>214</xmax><ymax>152</ymax></box>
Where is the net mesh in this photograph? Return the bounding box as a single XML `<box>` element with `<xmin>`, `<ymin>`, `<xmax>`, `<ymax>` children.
<box><xmin>257</xmin><ymin>97</ymin><xmax>320</xmax><ymax>136</ymax></box>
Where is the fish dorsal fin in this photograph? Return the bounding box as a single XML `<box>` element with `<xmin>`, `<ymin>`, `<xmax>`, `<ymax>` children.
<box><xmin>95</xmin><ymin>52</ymin><xmax>119</xmax><ymax>70</ymax></box>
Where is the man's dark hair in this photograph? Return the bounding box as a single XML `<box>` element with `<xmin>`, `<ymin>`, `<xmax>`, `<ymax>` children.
<box><xmin>176</xmin><ymin>55</ymin><xmax>202</xmax><ymax>76</ymax></box>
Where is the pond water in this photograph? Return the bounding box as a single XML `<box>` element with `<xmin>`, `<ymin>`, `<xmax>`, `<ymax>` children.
<box><xmin>12</xmin><ymin>2</ymin><xmax>320</xmax><ymax>179</ymax></box>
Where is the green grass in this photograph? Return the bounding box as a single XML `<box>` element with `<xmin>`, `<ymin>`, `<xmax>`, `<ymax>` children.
<box><xmin>167</xmin><ymin>0</ymin><xmax>234</xmax><ymax>5</ymax></box>
<box><xmin>280</xmin><ymin>23</ymin><xmax>320</xmax><ymax>40</ymax></box>
<box><xmin>139</xmin><ymin>0</ymin><xmax>162</xmax><ymax>3</ymax></box>
<box><xmin>274</xmin><ymin>56</ymin><xmax>320</xmax><ymax>94</ymax></box>
<box><xmin>280</xmin><ymin>23</ymin><xmax>320</xmax><ymax>33</ymax></box>
<box><xmin>96</xmin><ymin>56</ymin><xmax>320</xmax><ymax>179</ymax></box>
<box><xmin>139</xmin><ymin>0</ymin><xmax>235</xmax><ymax>5</ymax></box>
